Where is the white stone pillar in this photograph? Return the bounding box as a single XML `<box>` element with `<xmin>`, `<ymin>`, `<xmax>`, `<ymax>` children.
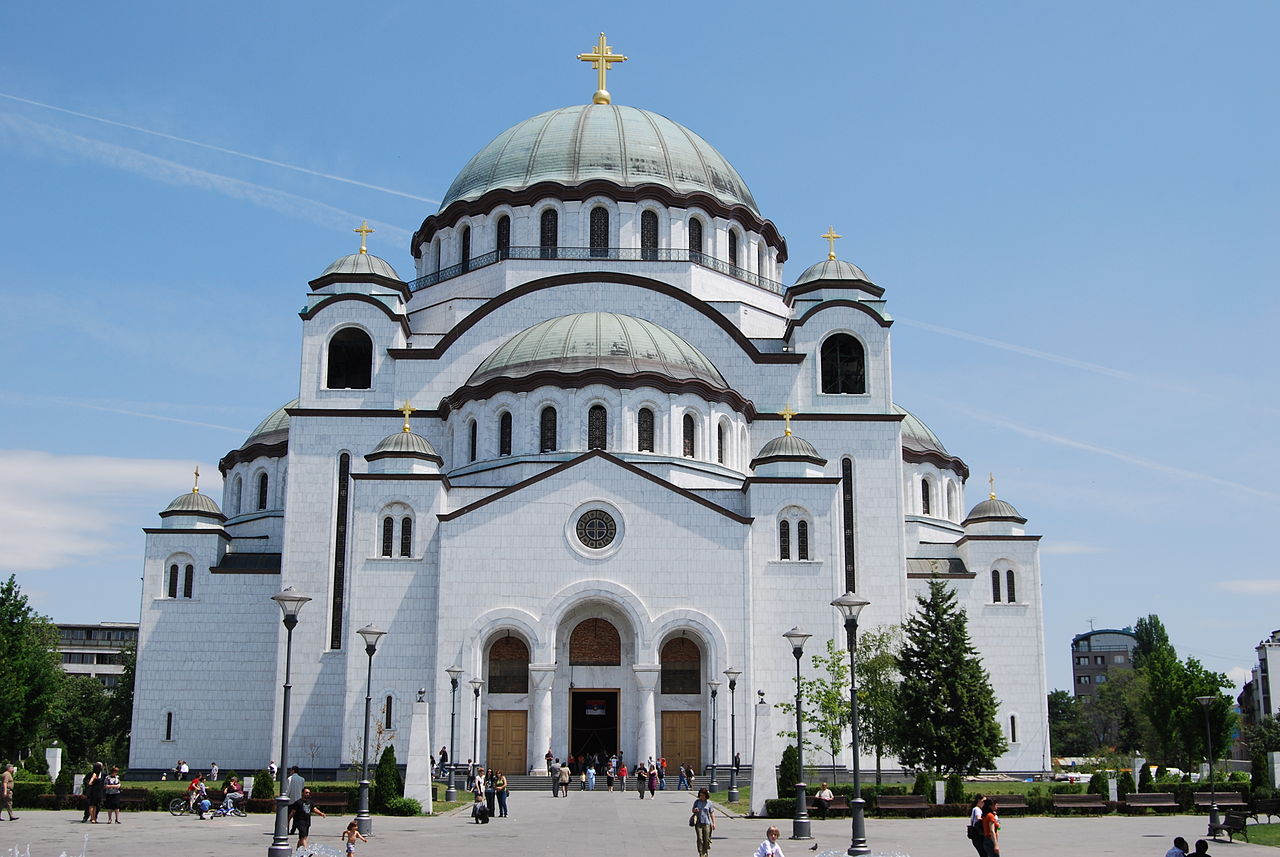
<box><xmin>45</xmin><ymin>747</ymin><xmax>62</xmax><ymax>783</ymax></box>
<box><xmin>529</xmin><ymin>665</ymin><xmax>556</xmax><ymax>775</ymax></box>
<box><xmin>634</xmin><ymin>664</ymin><xmax>660</xmax><ymax>763</ymax></box>
<box><xmin>403</xmin><ymin>696</ymin><xmax>433</xmax><ymax>813</ymax></box>
<box><xmin>750</xmin><ymin>691</ymin><xmax>778</xmax><ymax>818</ymax></box>
<box><xmin>1269</xmin><ymin>751</ymin><xmax>1280</xmax><ymax>791</ymax></box>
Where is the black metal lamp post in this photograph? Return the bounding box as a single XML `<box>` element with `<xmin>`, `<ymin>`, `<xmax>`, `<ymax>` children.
<box><xmin>1196</xmin><ymin>695</ymin><xmax>1220</xmax><ymax>836</ymax></box>
<box><xmin>832</xmin><ymin>592</ymin><xmax>872</xmax><ymax>856</ymax></box>
<box><xmin>783</xmin><ymin>626</ymin><xmax>813</xmax><ymax>840</ymax></box>
<box><xmin>470</xmin><ymin>678</ymin><xmax>485</xmax><ymax>779</ymax></box>
<box><xmin>724</xmin><ymin>667</ymin><xmax>742</xmax><ymax>803</ymax></box>
<box><xmin>268</xmin><ymin>587</ymin><xmax>310</xmax><ymax>857</ymax></box>
<box><xmin>444</xmin><ymin>666</ymin><xmax>462</xmax><ymax>801</ymax></box>
<box><xmin>708</xmin><ymin>680</ymin><xmax>721</xmax><ymax>792</ymax></box>
<box><xmin>355</xmin><ymin>624</ymin><xmax>387</xmax><ymax>836</ymax></box>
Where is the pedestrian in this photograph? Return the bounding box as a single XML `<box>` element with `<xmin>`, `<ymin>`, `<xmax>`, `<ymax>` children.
<box><xmin>754</xmin><ymin>825</ymin><xmax>784</xmax><ymax>857</ymax></box>
<box><xmin>618</xmin><ymin>761</ymin><xmax>628</xmax><ymax>792</ymax></box>
<box><xmin>102</xmin><ymin>766</ymin><xmax>122</xmax><ymax>824</ymax></box>
<box><xmin>485</xmin><ymin>768</ymin><xmax>497</xmax><ymax>816</ymax></box>
<box><xmin>208</xmin><ymin>762</ymin><xmax>219</xmax><ymax>782</ymax></box>
<box><xmin>558</xmin><ymin>761</ymin><xmax>571</xmax><ymax>797</ymax></box>
<box><xmin>285</xmin><ymin>766</ymin><xmax>304</xmax><ymax>833</ymax></box>
<box><xmin>686</xmin><ymin>762</ymin><xmax>696</xmax><ymax>792</ymax></box>
<box><xmin>677</xmin><ymin>763</ymin><xmax>689</xmax><ymax>791</ymax></box>
<box><xmin>967</xmin><ymin>793</ymin><xmax>987</xmax><ymax>857</ymax></box>
<box><xmin>82</xmin><ymin>762</ymin><xmax>102</xmax><ymax>822</ymax></box>
<box><xmin>637</xmin><ymin>763</ymin><xmax>647</xmax><ymax>798</ymax></box>
<box><xmin>606</xmin><ymin>760</ymin><xmax>615</xmax><ymax>792</ymax></box>
<box><xmin>342</xmin><ymin>820</ymin><xmax>368</xmax><ymax>855</ymax></box>
<box><xmin>658</xmin><ymin>756</ymin><xmax>666</xmax><ymax>789</ymax></box>
<box><xmin>549</xmin><ymin>758</ymin><xmax>561</xmax><ymax>796</ymax></box>
<box><xmin>813</xmin><ymin>782</ymin><xmax>833</xmax><ymax>819</ymax></box>
<box><xmin>648</xmin><ymin>764</ymin><xmax>658</xmax><ymax>797</ymax></box>
<box><xmin>178</xmin><ymin>760</ymin><xmax>189</xmax><ymax>781</ymax></box>
<box><xmin>734</xmin><ymin>752</ymin><xmax>741</xmax><ymax>774</ymax></box>
<box><xmin>1190</xmin><ymin>840</ymin><xmax>1212</xmax><ymax>857</ymax></box>
<box><xmin>586</xmin><ymin>765</ymin><xmax>596</xmax><ymax>791</ymax></box>
<box><xmin>981</xmin><ymin>797</ymin><xmax>1000</xmax><ymax>857</ymax></box>
<box><xmin>267</xmin><ymin>760</ymin><xmax>277</xmax><ymax>781</ymax></box>
<box><xmin>0</xmin><ymin>764</ymin><xmax>17</xmax><ymax>821</ymax></box>
<box><xmin>545</xmin><ymin>748</ymin><xmax>553</xmax><ymax>772</ymax></box>
<box><xmin>495</xmin><ymin>770</ymin><xmax>509</xmax><ymax>817</ymax></box>
<box><xmin>438</xmin><ymin>746</ymin><xmax>448</xmax><ymax>778</ymax></box>
<box><xmin>470</xmin><ymin>792</ymin><xmax>490</xmax><ymax>823</ymax></box>
<box><xmin>691</xmin><ymin>787</ymin><xmax>716</xmax><ymax>857</ymax></box>
<box><xmin>294</xmin><ymin>787</ymin><xmax>326</xmax><ymax>850</ymax></box>
<box><xmin>1165</xmin><ymin>838</ymin><xmax>1191</xmax><ymax>857</ymax></box>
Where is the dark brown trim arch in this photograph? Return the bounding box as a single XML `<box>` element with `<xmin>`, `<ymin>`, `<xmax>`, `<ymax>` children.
<box><xmin>299</xmin><ymin>293</ymin><xmax>411</xmax><ymax>339</ymax></box>
<box><xmin>784</xmin><ymin>299</ymin><xmax>893</xmax><ymax>339</ymax></box>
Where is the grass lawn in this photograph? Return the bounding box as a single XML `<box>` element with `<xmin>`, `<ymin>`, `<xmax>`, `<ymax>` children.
<box><xmin>710</xmin><ymin>786</ymin><xmax>752</xmax><ymax>816</ymax></box>
<box><xmin>1247</xmin><ymin>823</ymin><xmax>1280</xmax><ymax>847</ymax></box>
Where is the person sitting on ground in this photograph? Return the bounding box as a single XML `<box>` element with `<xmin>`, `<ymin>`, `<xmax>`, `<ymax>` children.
<box><xmin>1165</xmin><ymin>837</ymin><xmax>1190</xmax><ymax>857</ymax></box>
<box><xmin>471</xmin><ymin>792</ymin><xmax>490</xmax><ymax>824</ymax></box>
<box><xmin>222</xmin><ymin>776</ymin><xmax>244</xmax><ymax>811</ymax></box>
<box><xmin>813</xmin><ymin>782</ymin><xmax>834</xmax><ymax>819</ymax></box>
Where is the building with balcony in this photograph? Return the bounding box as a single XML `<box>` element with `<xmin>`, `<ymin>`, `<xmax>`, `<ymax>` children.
<box><xmin>57</xmin><ymin>622</ymin><xmax>138</xmax><ymax>689</ymax></box>
<box><xmin>1071</xmin><ymin>627</ymin><xmax>1137</xmax><ymax>700</ymax></box>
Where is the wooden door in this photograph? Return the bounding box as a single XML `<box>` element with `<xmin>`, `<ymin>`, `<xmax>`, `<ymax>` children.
<box><xmin>661</xmin><ymin>710</ymin><xmax>701</xmax><ymax>774</ymax></box>
<box><xmin>486</xmin><ymin>710</ymin><xmax>527</xmax><ymax>774</ymax></box>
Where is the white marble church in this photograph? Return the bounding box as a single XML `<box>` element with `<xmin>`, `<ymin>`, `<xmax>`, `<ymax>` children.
<box><xmin>130</xmin><ymin>37</ymin><xmax>1050</xmax><ymax>778</ymax></box>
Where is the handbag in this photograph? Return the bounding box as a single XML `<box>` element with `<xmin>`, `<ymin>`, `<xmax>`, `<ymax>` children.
<box><xmin>689</xmin><ymin>813</ymin><xmax>697</xmax><ymax>827</ymax></box>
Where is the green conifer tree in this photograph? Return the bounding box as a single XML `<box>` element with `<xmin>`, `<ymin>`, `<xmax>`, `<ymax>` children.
<box><xmin>372</xmin><ymin>745</ymin><xmax>402</xmax><ymax>812</ymax></box>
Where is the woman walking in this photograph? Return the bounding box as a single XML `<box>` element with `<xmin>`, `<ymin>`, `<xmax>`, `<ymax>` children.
<box><xmin>691</xmin><ymin>787</ymin><xmax>716</xmax><ymax>857</ymax></box>
<box><xmin>967</xmin><ymin>794</ymin><xmax>987</xmax><ymax>857</ymax></box>
<box><xmin>102</xmin><ymin>766</ymin><xmax>122</xmax><ymax>824</ymax></box>
<box><xmin>981</xmin><ymin>797</ymin><xmax>1000</xmax><ymax>857</ymax></box>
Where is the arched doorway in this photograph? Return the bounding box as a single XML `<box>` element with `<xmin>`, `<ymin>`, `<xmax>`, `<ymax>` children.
<box><xmin>568</xmin><ymin>618</ymin><xmax>621</xmax><ymax>758</ymax></box>
<box><xmin>659</xmin><ymin>634</ymin><xmax>704</xmax><ymax>774</ymax></box>
<box><xmin>553</xmin><ymin>601</ymin><xmax>638</xmax><ymax>765</ymax></box>
<box><xmin>484</xmin><ymin>633</ymin><xmax>530</xmax><ymax>774</ymax></box>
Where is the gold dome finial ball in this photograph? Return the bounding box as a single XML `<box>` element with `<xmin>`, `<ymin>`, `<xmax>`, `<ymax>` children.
<box><xmin>592</xmin><ymin>89</ymin><xmax>612</xmax><ymax>105</ymax></box>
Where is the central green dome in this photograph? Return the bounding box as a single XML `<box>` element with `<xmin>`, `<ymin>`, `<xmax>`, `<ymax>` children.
<box><xmin>440</xmin><ymin>104</ymin><xmax>759</xmax><ymax>215</ymax></box>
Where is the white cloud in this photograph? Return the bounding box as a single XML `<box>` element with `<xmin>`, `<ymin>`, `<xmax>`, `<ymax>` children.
<box><xmin>1041</xmin><ymin>542</ymin><xmax>1108</xmax><ymax>555</ymax></box>
<box><xmin>0</xmin><ymin>451</ymin><xmax>222</xmax><ymax>571</ymax></box>
<box><xmin>1227</xmin><ymin>666</ymin><xmax>1253</xmax><ymax>687</ymax></box>
<box><xmin>1217</xmin><ymin>579</ymin><xmax>1280</xmax><ymax>595</ymax></box>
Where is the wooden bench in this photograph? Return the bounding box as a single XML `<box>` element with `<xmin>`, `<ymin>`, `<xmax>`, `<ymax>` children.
<box><xmin>1194</xmin><ymin>791</ymin><xmax>1247</xmax><ymax>811</ymax></box>
<box><xmin>1251</xmin><ymin>797</ymin><xmax>1280</xmax><ymax>823</ymax></box>
<box><xmin>805</xmin><ymin>795</ymin><xmax>851</xmax><ymax>816</ymax></box>
<box><xmin>310</xmin><ymin>792</ymin><xmax>349</xmax><ymax>813</ymax></box>
<box><xmin>875</xmin><ymin>794</ymin><xmax>929</xmax><ymax>815</ymax></box>
<box><xmin>117</xmin><ymin>788</ymin><xmax>150</xmax><ymax>811</ymax></box>
<box><xmin>984</xmin><ymin>794</ymin><xmax>1028</xmax><ymax>813</ymax></box>
<box><xmin>1052</xmin><ymin>793</ymin><xmax>1108</xmax><ymax>813</ymax></box>
<box><xmin>1209</xmin><ymin>812</ymin><xmax>1249</xmax><ymax>843</ymax></box>
<box><xmin>1123</xmin><ymin>792</ymin><xmax>1179</xmax><ymax>812</ymax></box>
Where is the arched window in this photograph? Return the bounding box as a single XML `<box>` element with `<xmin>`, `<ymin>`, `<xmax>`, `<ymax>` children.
<box><xmin>400</xmin><ymin>516</ymin><xmax>413</xmax><ymax>557</ymax></box>
<box><xmin>921</xmin><ymin>479</ymin><xmax>932</xmax><ymax>516</ymax></box>
<box><xmin>539</xmin><ymin>208</ymin><xmax>558</xmax><ymax>259</ymax></box>
<box><xmin>331</xmin><ymin>453</ymin><xmax>351</xmax><ymax>650</ymax></box>
<box><xmin>432</xmin><ymin>239</ymin><xmax>441</xmax><ymax>273</ymax></box>
<box><xmin>779</xmin><ymin>519</ymin><xmax>791</xmax><ymax>560</ymax></box>
<box><xmin>757</xmin><ymin>241</ymin><xmax>766</xmax><ymax>278</ymax></box>
<box><xmin>1009</xmin><ymin>714</ymin><xmax>1018</xmax><ymax>743</ymax></box>
<box><xmin>728</xmin><ymin>230</ymin><xmax>739</xmax><ymax>268</ymax></box>
<box><xmin>182</xmin><ymin>564</ymin><xmax>194</xmax><ymax>599</ymax></box>
<box><xmin>540</xmin><ymin>407</ymin><xmax>557</xmax><ymax>452</ymax></box>
<box><xmin>230</xmin><ymin>475</ymin><xmax>242</xmax><ymax>516</ymax></box>
<box><xmin>164</xmin><ymin>711</ymin><xmax>174</xmax><ymax>741</ymax></box>
<box><xmin>660</xmin><ymin>637</ymin><xmax>701</xmax><ymax>694</ymax></box>
<box><xmin>589</xmin><ymin>207</ymin><xmax>609</xmax><ymax>257</ymax></box>
<box><xmin>167</xmin><ymin>564</ymin><xmax>179</xmax><ymax>599</ymax></box>
<box><xmin>587</xmin><ymin>405</ymin><xmax>607</xmax><ymax>450</ymax></box>
<box><xmin>327</xmin><ymin>328</ymin><xmax>373</xmax><ymax>389</ymax></box>
<box><xmin>641</xmin><ymin>210</ymin><xmax>659</xmax><ymax>260</ymax></box>
<box><xmin>1006</xmin><ymin>569</ymin><xmax>1017</xmax><ymax>603</ymax></box>
<box><xmin>569</xmin><ymin>618</ymin><xmax>621</xmax><ymax>665</ymax></box>
<box><xmin>821</xmin><ymin>334</ymin><xmax>867</xmax><ymax>394</ymax></box>
<box><xmin>688</xmin><ymin>218</ymin><xmax>704</xmax><ymax>259</ymax></box>
<box><xmin>798</xmin><ymin>520</ymin><xmax>810</xmax><ymax>560</ymax></box>
<box><xmin>468</xmin><ymin>420</ymin><xmax>478</xmax><ymax>462</ymax></box>
<box><xmin>257</xmin><ymin>473</ymin><xmax>269</xmax><ymax>511</ymax></box>
<box><xmin>385</xmin><ymin>696</ymin><xmax>394</xmax><ymax>729</ymax></box>
<box><xmin>716</xmin><ymin>422</ymin><xmax>726</xmax><ymax>464</ymax></box>
<box><xmin>381</xmin><ymin>517</ymin><xmax>394</xmax><ymax>557</ymax></box>
<box><xmin>460</xmin><ymin>224</ymin><xmax>471</xmax><ymax>272</ymax></box>
<box><xmin>948</xmin><ymin>482</ymin><xmax>960</xmax><ymax>522</ymax></box>
<box><xmin>488</xmin><ymin>635</ymin><xmax>530</xmax><ymax>694</ymax></box>
<box><xmin>682</xmin><ymin>414</ymin><xmax>696</xmax><ymax>458</ymax></box>
<box><xmin>498</xmin><ymin>412</ymin><xmax>512</xmax><ymax>456</ymax></box>
<box><xmin>991</xmin><ymin>569</ymin><xmax>1002</xmax><ymax>603</ymax></box>
<box><xmin>841</xmin><ymin>458</ymin><xmax>856</xmax><ymax>592</ymax></box>
<box><xmin>496</xmin><ymin>215</ymin><xmax>511</xmax><ymax>258</ymax></box>
<box><xmin>637</xmin><ymin>408</ymin><xmax>654</xmax><ymax>452</ymax></box>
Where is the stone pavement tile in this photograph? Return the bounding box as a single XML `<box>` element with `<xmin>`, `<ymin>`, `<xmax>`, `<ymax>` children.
<box><xmin>0</xmin><ymin>795</ymin><xmax>1272</xmax><ymax>857</ymax></box>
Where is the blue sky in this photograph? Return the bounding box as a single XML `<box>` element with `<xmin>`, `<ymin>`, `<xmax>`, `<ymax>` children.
<box><xmin>0</xmin><ymin>1</ymin><xmax>1275</xmax><ymax>696</ymax></box>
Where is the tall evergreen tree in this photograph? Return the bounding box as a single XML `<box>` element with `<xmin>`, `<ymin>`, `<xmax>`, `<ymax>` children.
<box><xmin>0</xmin><ymin>575</ymin><xmax>64</xmax><ymax>759</ymax></box>
<box><xmin>894</xmin><ymin>580</ymin><xmax>1007</xmax><ymax>775</ymax></box>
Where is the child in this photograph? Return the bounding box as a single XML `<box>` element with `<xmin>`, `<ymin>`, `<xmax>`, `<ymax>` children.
<box><xmin>471</xmin><ymin>792</ymin><xmax>490</xmax><ymax>824</ymax></box>
<box><xmin>342</xmin><ymin>820</ymin><xmax>368</xmax><ymax>855</ymax></box>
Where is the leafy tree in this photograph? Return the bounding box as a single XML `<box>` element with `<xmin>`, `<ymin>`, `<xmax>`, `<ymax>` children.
<box><xmin>895</xmin><ymin>580</ymin><xmax>1007</xmax><ymax>775</ymax></box>
<box><xmin>1089</xmin><ymin>669</ymin><xmax>1148</xmax><ymax>753</ymax></box>
<box><xmin>49</xmin><ymin>675</ymin><xmax>111</xmax><ymax>764</ymax></box>
<box><xmin>0</xmin><ymin>576</ymin><xmax>64</xmax><ymax>759</ymax></box>
<box><xmin>372</xmin><ymin>745</ymin><xmax>402</xmax><ymax>812</ymax></box>
<box><xmin>102</xmin><ymin>644</ymin><xmax>136</xmax><ymax>761</ymax></box>
<box><xmin>855</xmin><ymin>624</ymin><xmax>903</xmax><ymax>784</ymax></box>
<box><xmin>1245</xmin><ymin>716</ymin><xmax>1280</xmax><ymax>791</ymax></box>
<box><xmin>1175</xmin><ymin>659</ymin><xmax>1235</xmax><ymax>769</ymax></box>
<box><xmin>775</xmin><ymin>639</ymin><xmax>851</xmax><ymax>780</ymax></box>
<box><xmin>1047</xmin><ymin>689</ymin><xmax>1094</xmax><ymax>756</ymax></box>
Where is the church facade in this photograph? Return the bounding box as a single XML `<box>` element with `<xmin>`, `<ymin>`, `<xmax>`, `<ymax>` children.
<box><xmin>130</xmin><ymin>43</ymin><xmax>1050</xmax><ymax>777</ymax></box>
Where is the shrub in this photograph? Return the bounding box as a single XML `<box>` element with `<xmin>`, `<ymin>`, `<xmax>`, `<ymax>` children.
<box><xmin>1117</xmin><ymin>771</ymin><xmax>1135</xmax><ymax>799</ymax></box>
<box><xmin>372</xmin><ymin>745</ymin><xmax>403</xmax><ymax>813</ymax></box>
<box><xmin>22</xmin><ymin>754</ymin><xmax>48</xmax><ymax>775</ymax></box>
<box><xmin>945</xmin><ymin>773</ymin><xmax>965</xmax><ymax>804</ymax></box>
<box><xmin>1138</xmin><ymin>765</ymin><xmax>1153</xmax><ymax>791</ymax></box>
<box><xmin>54</xmin><ymin>765</ymin><xmax>73</xmax><ymax>797</ymax></box>
<box><xmin>1087</xmin><ymin>773</ymin><xmax>1107</xmax><ymax>795</ymax></box>
<box><xmin>251</xmin><ymin>769</ymin><xmax>276</xmax><ymax>800</ymax></box>
<box><xmin>765</xmin><ymin>797</ymin><xmax>796</xmax><ymax>818</ymax></box>
<box><xmin>777</xmin><ymin>744</ymin><xmax>799</xmax><ymax>797</ymax></box>
<box><xmin>911</xmin><ymin>771</ymin><xmax>935</xmax><ymax>797</ymax></box>
<box><xmin>383</xmin><ymin>796</ymin><xmax>421</xmax><ymax>816</ymax></box>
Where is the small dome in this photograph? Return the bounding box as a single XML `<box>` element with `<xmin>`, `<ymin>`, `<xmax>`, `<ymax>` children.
<box><xmin>793</xmin><ymin>258</ymin><xmax>870</xmax><ymax>286</ymax></box>
<box><xmin>441</xmin><ymin>104</ymin><xmax>759</xmax><ymax>215</ymax></box>
<box><xmin>894</xmin><ymin>404</ymin><xmax>948</xmax><ymax>456</ymax></box>
<box><xmin>755</xmin><ymin>433</ymin><xmax>825</xmax><ymax>463</ymax></box>
<box><xmin>370</xmin><ymin>430</ymin><xmax>441</xmax><ymax>460</ymax></box>
<box><xmin>964</xmin><ymin>497</ymin><xmax>1027</xmax><ymax>524</ymax></box>
<box><xmin>245</xmin><ymin>400</ymin><xmax>296</xmax><ymax>447</ymax></box>
<box><xmin>469</xmin><ymin>312</ymin><xmax>727</xmax><ymax>388</ymax></box>
<box><xmin>319</xmin><ymin>252</ymin><xmax>401</xmax><ymax>281</ymax></box>
<box><xmin>162</xmin><ymin>490</ymin><xmax>224</xmax><ymax>519</ymax></box>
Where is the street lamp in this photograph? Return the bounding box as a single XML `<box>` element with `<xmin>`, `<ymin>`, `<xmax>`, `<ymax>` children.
<box><xmin>470</xmin><ymin>678</ymin><xmax>485</xmax><ymax>781</ymax></box>
<box><xmin>783</xmin><ymin>626</ymin><xmax>813</xmax><ymax>840</ymax></box>
<box><xmin>444</xmin><ymin>666</ymin><xmax>462</xmax><ymax>801</ymax></box>
<box><xmin>832</xmin><ymin>592</ymin><xmax>872</xmax><ymax>857</ymax></box>
<box><xmin>708</xmin><ymin>680</ymin><xmax>722</xmax><ymax>792</ymax></box>
<box><xmin>268</xmin><ymin>587</ymin><xmax>310</xmax><ymax>857</ymax></box>
<box><xmin>355</xmin><ymin>624</ymin><xmax>387</xmax><ymax>836</ymax></box>
<box><xmin>1196</xmin><ymin>695</ymin><xmax>1220</xmax><ymax>836</ymax></box>
<box><xmin>724</xmin><ymin>667</ymin><xmax>742</xmax><ymax>803</ymax></box>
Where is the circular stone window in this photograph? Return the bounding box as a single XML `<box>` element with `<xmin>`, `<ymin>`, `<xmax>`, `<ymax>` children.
<box><xmin>575</xmin><ymin>509</ymin><xmax>617</xmax><ymax>550</ymax></box>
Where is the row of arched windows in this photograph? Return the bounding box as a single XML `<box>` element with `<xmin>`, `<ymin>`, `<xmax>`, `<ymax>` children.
<box><xmin>778</xmin><ymin>509</ymin><xmax>813</xmax><ymax>561</ymax></box>
<box><xmin>380</xmin><ymin>516</ymin><xmax>413</xmax><ymax>557</ymax></box>
<box><xmin>918</xmin><ymin>475</ymin><xmax>963</xmax><ymax>521</ymax></box>
<box><xmin>991</xmin><ymin>568</ymin><xmax>1017</xmax><ymax>603</ymax></box>
<box><xmin>227</xmin><ymin>472</ymin><xmax>274</xmax><ymax>515</ymax></box>
<box><xmin>166</xmin><ymin>563</ymin><xmax>194</xmax><ymax>599</ymax></box>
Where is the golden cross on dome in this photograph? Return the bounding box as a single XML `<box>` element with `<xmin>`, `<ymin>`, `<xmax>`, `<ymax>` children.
<box><xmin>400</xmin><ymin>400</ymin><xmax>414</xmax><ymax>433</ymax></box>
<box><xmin>988</xmin><ymin>472</ymin><xmax>997</xmax><ymax>500</ymax></box>
<box><xmin>192</xmin><ymin>465</ymin><xmax>201</xmax><ymax>494</ymax></box>
<box><xmin>821</xmin><ymin>226</ymin><xmax>842</xmax><ymax>261</ymax></box>
<box><xmin>778</xmin><ymin>403</ymin><xmax>798</xmax><ymax>436</ymax></box>
<box><xmin>354</xmin><ymin>220</ymin><xmax>374</xmax><ymax>254</ymax></box>
<box><xmin>578</xmin><ymin>32</ymin><xmax>628</xmax><ymax>105</ymax></box>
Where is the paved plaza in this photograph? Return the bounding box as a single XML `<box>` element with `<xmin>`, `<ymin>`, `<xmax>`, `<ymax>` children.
<box><xmin>2</xmin><ymin>791</ymin><xmax>1272</xmax><ymax>857</ymax></box>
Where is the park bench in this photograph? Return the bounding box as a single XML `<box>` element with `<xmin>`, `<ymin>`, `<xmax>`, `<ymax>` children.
<box><xmin>310</xmin><ymin>792</ymin><xmax>349</xmax><ymax>813</ymax></box>
<box><xmin>875</xmin><ymin>794</ymin><xmax>929</xmax><ymax>815</ymax></box>
<box><xmin>1051</xmin><ymin>793</ymin><xmax>1108</xmax><ymax>814</ymax></box>
<box><xmin>1251</xmin><ymin>796</ymin><xmax>1280</xmax><ymax>823</ymax></box>
<box><xmin>1194</xmin><ymin>791</ymin><xmax>1247</xmax><ymax>811</ymax></box>
<box><xmin>805</xmin><ymin>795</ymin><xmax>851</xmax><ymax>817</ymax></box>
<box><xmin>118</xmin><ymin>788</ymin><xmax>150</xmax><ymax>811</ymax></box>
<box><xmin>1209</xmin><ymin>811</ymin><xmax>1249</xmax><ymax>843</ymax></box>
<box><xmin>1123</xmin><ymin>792</ymin><xmax>1179</xmax><ymax>812</ymax></box>
<box><xmin>985</xmin><ymin>794</ymin><xmax>1028</xmax><ymax>813</ymax></box>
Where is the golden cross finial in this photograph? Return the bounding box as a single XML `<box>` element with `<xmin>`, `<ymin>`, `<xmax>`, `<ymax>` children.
<box><xmin>192</xmin><ymin>465</ymin><xmax>200</xmax><ymax>494</ymax></box>
<box><xmin>988</xmin><ymin>472</ymin><xmax>997</xmax><ymax>500</ymax></box>
<box><xmin>577</xmin><ymin>32</ymin><xmax>628</xmax><ymax>105</ymax></box>
<box><xmin>400</xmin><ymin>400</ymin><xmax>414</xmax><ymax>433</ymax></box>
<box><xmin>778</xmin><ymin>403</ymin><xmax>798</xmax><ymax>436</ymax></box>
<box><xmin>821</xmin><ymin>226</ymin><xmax>842</xmax><ymax>261</ymax></box>
<box><xmin>354</xmin><ymin>220</ymin><xmax>374</xmax><ymax>254</ymax></box>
